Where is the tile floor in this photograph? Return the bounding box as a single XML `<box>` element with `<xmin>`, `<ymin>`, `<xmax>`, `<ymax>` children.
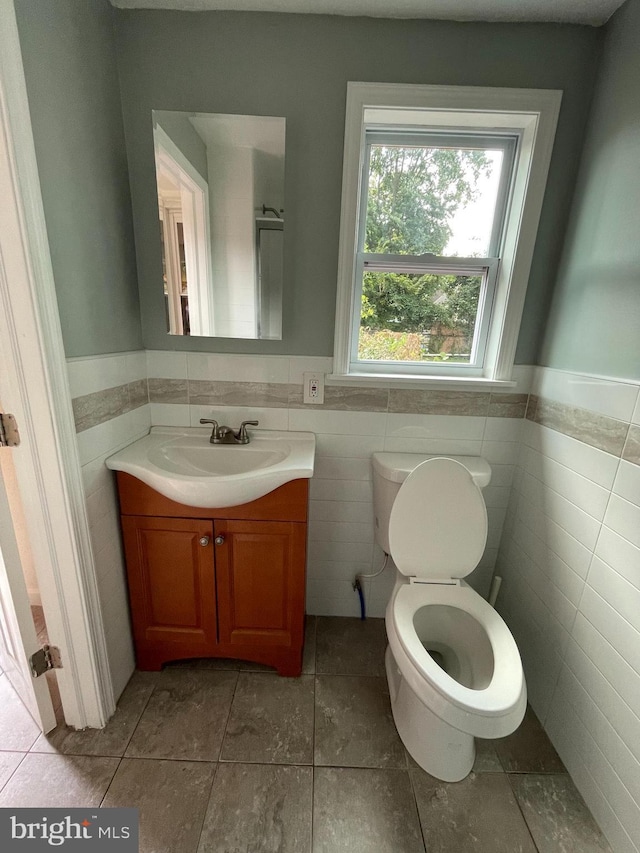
<box><xmin>0</xmin><ymin>616</ymin><xmax>612</xmax><ymax>853</ymax></box>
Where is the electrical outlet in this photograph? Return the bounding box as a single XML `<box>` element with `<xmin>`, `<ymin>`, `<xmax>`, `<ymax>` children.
<box><xmin>303</xmin><ymin>371</ymin><xmax>325</xmax><ymax>404</ymax></box>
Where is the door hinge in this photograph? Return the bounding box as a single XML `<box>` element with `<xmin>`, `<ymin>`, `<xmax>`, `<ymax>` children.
<box><xmin>29</xmin><ymin>645</ymin><xmax>62</xmax><ymax>678</ymax></box>
<box><xmin>0</xmin><ymin>413</ymin><xmax>20</xmax><ymax>447</ymax></box>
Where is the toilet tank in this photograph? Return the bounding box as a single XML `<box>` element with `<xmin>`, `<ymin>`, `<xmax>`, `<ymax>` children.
<box><xmin>371</xmin><ymin>452</ymin><xmax>492</xmax><ymax>554</ymax></box>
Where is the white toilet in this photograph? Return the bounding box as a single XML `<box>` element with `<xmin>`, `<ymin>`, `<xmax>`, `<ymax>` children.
<box><xmin>372</xmin><ymin>452</ymin><xmax>526</xmax><ymax>782</ymax></box>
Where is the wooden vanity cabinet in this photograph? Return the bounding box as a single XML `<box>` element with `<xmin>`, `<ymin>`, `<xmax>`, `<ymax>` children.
<box><xmin>117</xmin><ymin>472</ymin><xmax>308</xmax><ymax>676</ymax></box>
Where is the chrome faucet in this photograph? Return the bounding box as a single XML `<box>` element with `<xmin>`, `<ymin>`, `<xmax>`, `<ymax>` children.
<box><xmin>199</xmin><ymin>418</ymin><xmax>259</xmax><ymax>445</ymax></box>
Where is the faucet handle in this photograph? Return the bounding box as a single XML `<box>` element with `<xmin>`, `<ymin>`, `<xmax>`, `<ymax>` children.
<box><xmin>199</xmin><ymin>418</ymin><xmax>219</xmax><ymax>442</ymax></box>
<box><xmin>237</xmin><ymin>420</ymin><xmax>259</xmax><ymax>443</ymax></box>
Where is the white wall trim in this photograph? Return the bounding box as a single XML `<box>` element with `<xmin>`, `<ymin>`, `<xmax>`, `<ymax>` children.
<box><xmin>0</xmin><ymin>0</ymin><xmax>114</xmax><ymax>728</ymax></box>
<box><xmin>66</xmin><ymin>349</ymin><xmax>146</xmax><ymax>363</ymax></box>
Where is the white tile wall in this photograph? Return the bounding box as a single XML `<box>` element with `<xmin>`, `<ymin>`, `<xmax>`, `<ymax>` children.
<box><xmin>67</xmin><ymin>352</ymin><xmax>640</xmax><ymax>849</ymax></box>
<box><xmin>531</xmin><ymin>366</ymin><xmax>639</xmax><ymax>422</ymax></box>
<box><xmin>69</xmin><ymin>351</ymin><xmax>528</xmax><ymax>681</ymax></box>
<box><xmin>522</xmin><ymin>417</ymin><xmax>620</xmax><ymax>490</ymax></box>
<box><xmin>288</xmin><ymin>356</ymin><xmax>334</xmax><ymax>384</ymax></box>
<box><xmin>146</xmin><ymin>350</ymin><xmax>187</xmax><ymax>380</ymax></box>
<box><xmin>497</xmin><ymin>366</ymin><xmax>640</xmax><ymax>853</ymax></box>
<box><xmin>140</xmin><ymin>351</ymin><xmax>527</xmax><ymax>614</ymax></box>
<box><xmin>67</xmin><ymin>350</ymin><xmax>142</xmax><ymax>398</ymax></box>
<box><xmin>301</xmin><ymin>411</ymin><xmax>519</xmax><ymax>612</ymax></box>
<box><xmin>76</xmin><ymin>406</ymin><xmax>150</xmax><ymax>467</ymax></box>
<box><xmin>149</xmin><ymin>402</ymin><xmax>190</xmax><ymax>427</ymax></box>
<box><xmin>189</xmin><ymin>403</ymin><xmax>289</xmax><ymax>431</ymax></box>
<box><xmin>185</xmin><ymin>351</ymin><xmax>290</xmax><ymax>383</ymax></box>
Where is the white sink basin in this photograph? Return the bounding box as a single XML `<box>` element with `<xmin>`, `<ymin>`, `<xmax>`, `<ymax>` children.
<box><xmin>105</xmin><ymin>427</ymin><xmax>316</xmax><ymax>508</ymax></box>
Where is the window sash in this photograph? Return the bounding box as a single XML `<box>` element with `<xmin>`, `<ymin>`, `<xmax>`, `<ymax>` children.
<box><xmin>352</xmin><ymin>129</ymin><xmax>514</xmax><ymax>374</ymax></box>
<box><xmin>350</xmin><ymin>254</ymin><xmax>499</xmax><ymax>375</ymax></box>
<box><xmin>361</xmin><ymin>130</ymin><xmax>517</xmax><ymax>260</ymax></box>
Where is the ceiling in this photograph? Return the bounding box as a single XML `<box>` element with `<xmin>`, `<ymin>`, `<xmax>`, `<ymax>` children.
<box><xmin>110</xmin><ymin>0</ymin><xmax>626</xmax><ymax>27</ymax></box>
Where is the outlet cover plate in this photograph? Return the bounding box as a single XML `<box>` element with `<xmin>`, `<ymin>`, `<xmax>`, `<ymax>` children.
<box><xmin>303</xmin><ymin>372</ymin><xmax>325</xmax><ymax>404</ymax></box>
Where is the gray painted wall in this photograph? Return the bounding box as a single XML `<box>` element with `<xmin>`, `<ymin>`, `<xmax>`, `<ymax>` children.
<box><xmin>15</xmin><ymin>0</ymin><xmax>142</xmax><ymax>358</ymax></box>
<box><xmin>540</xmin><ymin>0</ymin><xmax>640</xmax><ymax>380</ymax></box>
<box><xmin>115</xmin><ymin>10</ymin><xmax>601</xmax><ymax>359</ymax></box>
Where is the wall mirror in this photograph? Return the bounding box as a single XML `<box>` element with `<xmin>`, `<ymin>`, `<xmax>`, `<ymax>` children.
<box><xmin>153</xmin><ymin>110</ymin><xmax>285</xmax><ymax>339</ymax></box>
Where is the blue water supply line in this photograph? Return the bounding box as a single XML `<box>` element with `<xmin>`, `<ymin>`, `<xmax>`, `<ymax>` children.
<box><xmin>352</xmin><ymin>554</ymin><xmax>390</xmax><ymax>620</ymax></box>
<box><xmin>353</xmin><ymin>577</ymin><xmax>366</xmax><ymax>620</ymax></box>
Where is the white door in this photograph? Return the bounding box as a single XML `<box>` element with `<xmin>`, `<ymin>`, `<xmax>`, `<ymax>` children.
<box><xmin>0</xmin><ymin>434</ymin><xmax>56</xmax><ymax>732</ymax></box>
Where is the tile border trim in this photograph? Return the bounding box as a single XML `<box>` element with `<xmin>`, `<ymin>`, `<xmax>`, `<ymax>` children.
<box><xmin>67</xmin><ymin>357</ymin><xmax>639</xmax><ymax>471</ymax></box>
<box><xmin>526</xmin><ymin>393</ymin><xmax>633</xmax><ymax>461</ymax></box>
<box><xmin>72</xmin><ymin>380</ymin><xmax>149</xmax><ymax>433</ymax></box>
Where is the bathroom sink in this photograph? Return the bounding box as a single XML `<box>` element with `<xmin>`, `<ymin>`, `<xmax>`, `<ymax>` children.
<box><xmin>147</xmin><ymin>441</ymin><xmax>287</xmax><ymax>477</ymax></box>
<box><xmin>105</xmin><ymin>427</ymin><xmax>315</xmax><ymax>508</ymax></box>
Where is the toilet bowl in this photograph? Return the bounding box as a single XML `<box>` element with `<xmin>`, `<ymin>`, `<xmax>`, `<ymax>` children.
<box><xmin>372</xmin><ymin>453</ymin><xmax>526</xmax><ymax>782</ymax></box>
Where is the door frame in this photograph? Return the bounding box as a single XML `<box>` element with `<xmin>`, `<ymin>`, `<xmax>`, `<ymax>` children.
<box><xmin>0</xmin><ymin>0</ymin><xmax>115</xmax><ymax>728</ymax></box>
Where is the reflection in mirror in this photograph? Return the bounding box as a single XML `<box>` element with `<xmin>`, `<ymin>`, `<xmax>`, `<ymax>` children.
<box><xmin>153</xmin><ymin>111</ymin><xmax>285</xmax><ymax>339</ymax></box>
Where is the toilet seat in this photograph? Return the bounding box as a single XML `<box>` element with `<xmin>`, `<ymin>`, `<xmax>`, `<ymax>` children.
<box><xmin>387</xmin><ymin>583</ymin><xmax>525</xmax><ymax>737</ymax></box>
<box><xmin>388</xmin><ymin>458</ymin><xmax>487</xmax><ymax>580</ymax></box>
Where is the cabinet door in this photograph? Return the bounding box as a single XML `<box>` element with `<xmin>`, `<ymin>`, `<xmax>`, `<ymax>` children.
<box><xmin>121</xmin><ymin>516</ymin><xmax>217</xmax><ymax>666</ymax></box>
<box><xmin>214</xmin><ymin>519</ymin><xmax>305</xmax><ymax>649</ymax></box>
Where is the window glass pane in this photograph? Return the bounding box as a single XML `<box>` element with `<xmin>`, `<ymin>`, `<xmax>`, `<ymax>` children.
<box><xmin>359</xmin><ymin>270</ymin><xmax>482</xmax><ymax>363</ymax></box>
<box><xmin>364</xmin><ymin>143</ymin><xmax>504</xmax><ymax>258</ymax></box>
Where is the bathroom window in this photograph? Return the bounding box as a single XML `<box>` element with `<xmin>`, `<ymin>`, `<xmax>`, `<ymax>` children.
<box><xmin>333</xmin><ymin>83</ymin><xmax>562</xmax><ymax>385</ymax></box>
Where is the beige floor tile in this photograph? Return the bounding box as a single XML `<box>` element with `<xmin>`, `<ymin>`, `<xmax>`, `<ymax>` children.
<box><xmin>199</xmin><ymin>763</ymin><xmax>312</xmax><ymax>853</ymax></box>
<box><xmin>411</xmin><ymin>768</ymin><xmax>537</xmax><ymax>852</ymax></box>
<box><xmin>302</xmin><ymin>615</ymin><xmax>317</xmax><ymax>674</ymax></box>
<box><xmin>0</xmin><ymin>753</ymin><xmax>118</xmax><ymax>807</ymax></box>
<box><xmin>316</xmin><ymin>616</ymin><xmax>387</xmax><ymax>677</ymax></box>
<box><xmin>314</xmin><ymin>675</ymin><xmax>405</xmax><ymax>769</ymax></box>
<box><xmin>0</xmin><ymin>616</ymin><xmax>611</xmax><ymax>852</ymax></box>
<box><xmin>126</xmin><ymin>669</ymin><xmax>237</xmax><ymax>761</ymax></box>
<box><xmin>313</xmin><ymin>767</ymin><xmax>424</xmax><ymax>853</ymax></box>
<box><xmin>0</xmin><ymin>674</ymin><xmax>41</xmax><ymax>752</ymax></box>
<box><xmin>102</xmin><ymin>758</ymin><xmax>215</xmax><ymax>853</ymax></box>
<box><xmin>221</xmin><ymin>673</ymin><xmax>314</xmax><ymax>765</ymax></box>
<box><xmin>0</xmin><ymin>751</ymin><xmax>24</xmax><ymax>791</ymax></box>
<box><xmin>495</xmin><ymin>706</ymin><xmax>565</xmax><ymax>772</ymax></box>
<box><xmin>472</xmin><ymin>738</ymin><xmax>504</xmax><ymax>772</ymax></box>
<box><xmin>33</xmin><ymin>671</ymin><xmax>156</xmax><ymax>757</ymax></box>
<box><xmin>510</xmin><ymin>773</ymin><xmax>612</xmax><ymax>853</ymax></box>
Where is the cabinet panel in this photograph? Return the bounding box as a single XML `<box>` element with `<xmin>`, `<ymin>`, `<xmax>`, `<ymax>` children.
<box><xmin>121</xmin><ymin>516</ymin><xmax>217</xmax><ymax>667</ymax></box>
<box><xmin>215</xmin><ymin>520</ymin><xmax>306</xmax><ymax>651</ymax></box>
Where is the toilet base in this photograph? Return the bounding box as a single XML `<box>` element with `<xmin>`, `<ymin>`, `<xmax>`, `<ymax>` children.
<box><xmin>385</xmin><ymin>646</ymin><xmax>475</xmax><ymax>782</ymax></box>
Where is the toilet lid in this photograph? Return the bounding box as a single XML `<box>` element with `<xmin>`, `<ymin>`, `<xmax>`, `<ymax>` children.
<box><xmin>388</xmin><ymin>457</ymin><xmax>488</xmax><ymax>579</ymax></box>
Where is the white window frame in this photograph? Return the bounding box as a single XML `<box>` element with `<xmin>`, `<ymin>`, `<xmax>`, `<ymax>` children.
<box><xmin>333</xmin><ymin>83</ymin><xmax>562</xmax><ymax>388</ymax></box>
